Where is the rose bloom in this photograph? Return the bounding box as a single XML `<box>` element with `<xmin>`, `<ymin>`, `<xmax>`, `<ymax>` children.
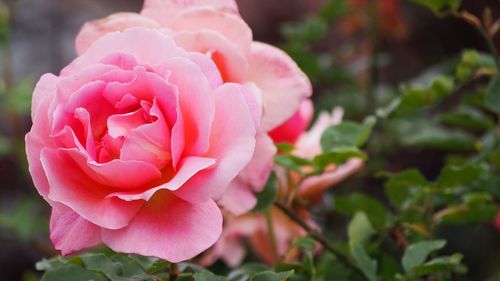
<box><xmin>25</xmin><ymin>27</ymin><xmax>264</xmax><ymax>262</ymax></box>
<box><xmin>201</xmin><ymin>104</ymin><xmax>364</xmax><ymax>267</ymax></box>
<box><xmin>75</xmin><ymin>0</ymin><xmax>312</xmax><ymax>216</ymax></box>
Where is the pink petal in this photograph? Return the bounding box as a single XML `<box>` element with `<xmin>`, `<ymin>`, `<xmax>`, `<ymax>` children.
<box><xmin>174</xmin><ymin>30</ymin><xmax>248</xmax><ymax>82</ymax></box>
<box><xmin>75</xmin><ymin>13</ymin><xmax>161</xmax><ymax>55</ymax></box>
<box><xmin>50</xmin><ymin>203</ymin><xmax>101</xmax><ymax>255</ymax></box>
<box><xmin>218</xmin><ymin>178</ymin><xmax>257</xmax><ymax>216</ymax></box>
<box><xmin>31</xmin><ymin>74</ymin><xmax>58</xmax><ymax>120</ymax></box>
<box><xmin>109</xmin><ymin>156</ymin><xmax>216</xmax><ymax>201</ymax></box>
<box><xmin>42</xmin><ymin>149</ymin><xmax>145</xmax><ymax>229</ymax></box>
<box><xmin>248</xmin><ymin>42</ymin><xmax>312</xmax><ymax>131</ymax></box>
<box><xmin>294</xmin><ymin>107</ymin><xmax>344</xmax><ymax>159</ymax></box>
<box><xmin>26</xmin><ymin>96</ymin><xmax>54</xmax><ymax>200</ymax></box>
<box><xmin>218</xmin><ymin>133</ymin><xmax>276</xmax><ymax>215</ymax></box>
<box><xmin>299</xmin><ymin>159</ymin><xmax>364</xmax><ymax>200</ymax></box>
<box><xmin>174</xmin><ymin>83</ymin><xmax>257</xmax><ymax>203</ymax></box>
<box><xmin>70</xmin><ymin>28</ymin><xmax>183</xmax><ymax>72</ymax></box>
<box><xmin>160</xmin><ymin>57</ymin><xmax>215</xmax><ymax>159</ymax></box>
<box><xmin>102</xmin><ymin>191</ymin><xmax>222</xmax><ymax>263</ymax></box>
<box><xmin>269</xmin><ymin>99</ymin><xmax>314</xmax><ymax>144</ymax></box>
<box><xmin>142</xmin><ymin>0</ymin><xmax>239</xmax><ymax>26</ymax></box>
<box><xmin>170</xmin><ymin>8</ymin><xmax>252</xmax><ymax>55</ymax></box>
<box><xmin>239</xmin><ymin>133</ymin><xmax>277</xmax><ymax>192</ymax></box>
<box><xmin>119</xmin><ymin>100</ymin><xmax>172</xmax><ymax>169</ymax></box>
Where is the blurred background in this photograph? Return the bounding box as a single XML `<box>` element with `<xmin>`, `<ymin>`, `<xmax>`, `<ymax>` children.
<box><xmin>1</xmin><ymin>0</ymin><xmax>500</xmax><ymax>280</ymax></box>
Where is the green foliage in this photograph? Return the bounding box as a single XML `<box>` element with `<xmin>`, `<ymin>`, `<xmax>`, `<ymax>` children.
<box><xmin>253</xmin><ymin>173</ymin><xmax>278</xmax><ymax>212</ymax></box>
<box><xmin>412</xmin><ymin>0</ymin><xmax>462</xmax><ymax>13</ymax></box>
<box><xmin>402</xmin><ymin>240</ymin><xmax>446</xmax><ymax>272</ymax></box>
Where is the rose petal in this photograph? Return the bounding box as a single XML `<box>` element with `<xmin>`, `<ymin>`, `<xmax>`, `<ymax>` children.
<box><xmin>248</xmin><ymin>42</ymin><xmax>312</xmax><ymax>131</ymax></box>
<box><xmin>170</xmin><ymin>8</ymin><xmax>251</xmax><ymax>55</ymax></box>
<box><xmin>142</xmin><ymin>0</ymin><xmax>239</xmax><ymax>26</ymax></box>
<box><xmin>174</xmin><ymin>30</ymin><xmax>248</xmax><ymax>82</ymax></box>
<box><xmin>109</xmin><ymin>156</ymin><xmax>215</xmax><ymax>201</ymax></box>
<box><xmin>70</xmin><ymin>28</ymin><xmax>183</xmax><ymax>72</ymax></box>
<box><xmin>299</xmin><ymin>159</ymin><xmax>364</xmax><ymax>200</ymax></box>
<box><xmin>102</xmin><ymin>191</ymin><xmax>222</xmax><ymax>263</ymax></box>
<box><xmin>217</xmin><ymin>178</ymin><xmax>257</xmax><ymax>216</ymax></box>
<box><xmin>174</xmin><ymin>83</ymin><xmax>256</xmax><ymax>203</ymax></box>
<box><xmin>269</xmin><ymin>99</ymin><xmax>314</xmax><ymax>144</ymax></box>
<box><xmin>76</xmin><ymin>13</ymin><xmax>161</xmax><ymax>55</ymax></box>
<box><xmin>50</xmin><ymin>203</ymin><xmax>101</xmax><ymax>255</ymax></box>
<box><xmin>43</xmin><ymin>149</ymin><xmax>145</xmax><ymax>229</ymax></box>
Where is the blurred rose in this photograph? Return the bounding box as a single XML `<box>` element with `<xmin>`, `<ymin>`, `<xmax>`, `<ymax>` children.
<box><xmin>342</xmin><ymin>0</ymin><xmax>407</xmax><ymax>40</ymax></box>
<box><xmin>75</xmin><ymin>0</ymin><xmax>312</xmax><ymax>215</ymax></box>
<box><xmin>26</xmin><ymin>28</ymin><xmax>260</xmax><ymax>262</ymax></box>
<box><xmin>293</xmin><ymin>108</ymin><xmax>364</xmax><ymax>200</ymax></box>
<box><xmin>269</xmin><ymin>100</ymin><xmax>314</xmax><ymax>144</ymax></box>
<box><xmin>201</xmin><ymin>207</ymin><xmax>311</xmax><ymax>267</ymax></box>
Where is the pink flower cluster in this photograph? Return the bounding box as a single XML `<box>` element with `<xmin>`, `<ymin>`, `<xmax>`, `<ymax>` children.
<box><xmin>26</xmin><ymin>0</ymin><xmax>362</xmax><ymax>263</ymax></box>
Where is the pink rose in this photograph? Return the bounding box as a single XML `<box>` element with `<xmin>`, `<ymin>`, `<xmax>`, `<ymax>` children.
<box><xmin>25</xmin><ymin>28</ymin><xmax>260</xmax><ymax>262</ymax></box>
<box><xmin>75</xmin><ymin>0</ymin><xmax>313</xmax><ymax>214</ymax></box>
<box><xmin>201</xmin><ymin>207</ymin><xmax>311</xmax><ymax>267</ymax></box>
<box><xmin>293</xmin><ymin>108</ymin><xmax>364</xmax><ymax>200</ymax></box>
<box><xmin>269</xmin><ymin>100</ymin><xmax>314</xmax><ymax>144</ymax></box>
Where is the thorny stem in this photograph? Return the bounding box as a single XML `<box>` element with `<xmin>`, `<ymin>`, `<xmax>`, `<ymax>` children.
<box><xmin>274</xmin><ymin>201</ymin><xmax>360</xmax><ymax>272</ymax></box>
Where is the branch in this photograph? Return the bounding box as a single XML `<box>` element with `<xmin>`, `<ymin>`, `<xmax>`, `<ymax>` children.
<box><xmin>274</xmin><ymin>201</ymin><xmax>358</xmax><ymax>271</ymax></box>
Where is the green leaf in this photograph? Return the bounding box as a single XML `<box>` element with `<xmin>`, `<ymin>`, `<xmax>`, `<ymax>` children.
<box><xmin>313</xmin><ymin>146</ymin><xmax>366</xmax><ymax>168</ymax></box>
<box><xmin>439</xmin><ymin>106</ymin><xmax>494</xmax><ymax>130</ymax></box>
<box><xmin>413</xmin><ymin>254</ymin><xmax>467</xmax><ymax>276</ymax></box>
<box><xmin>400</xmin><ymin>125</ymin><xmax>475</xmax><ymax>151</ymax></box>
<box><xmin>412</xmin><ymin>0</ymin><xmax>461</xmax><ymax>12</ymax></box>
<box><xmin>435</xmin><ymin>164</ymin><xmax>483</xmax><ymax>189</ymax></box>
<box><xmin>320</xmin><ymin>117</ymin><xmax>376</xmax><ymax>150</ymax></box>
<box><xmin>253</xmin><ymin>173</ymin><xmax>278</xmax><ymax>212</ymax></box>
<box><xmin>335</xmin><ymin>193</ymin><xmax>388</xmax><ymax>227</ymax></box>
<box><xmin>486</xmin><ymin>74</ymin><xmax>500</xmax><ymax>114</ymax></box>
<box><xmin>249</xmin><ymin>270</ymin><xmax>294</xmax><ymax>281</ymax></box>
<box><xmin>395</xmin><ymin>76</ymin><xmax>455</xmax><ymax>116</ymax></box>
<box><xmin>402</xmin><ymin>240</ymin><xmax>446</xmax><ymax>272</ymax></box>
<box><xmin>382</xmin><ymin>169</ymin><xmax>428</xmax><ymax>209</ymax></box>
<box><xmin>275</xmin><ymin>155</ymin><xmax>311</xmax><ymax>172</ymax></box>
<box><xmin>293</xmin><ymin>237</ymin><xmax>316</xmax><ymax>250</ymax></box>
<box><xmin>228</xmin><ymin>263</ymin><xmax>268</xmax><ymax>281</ymax></box>
<box><xmin>81</xmin><ymin>253</ymin><xmax>123</xmax><ymax>279</ymax></box>
<box><xmin>40</xmin><ymin>264</ymin><xmax>108</xmax><ymax>281</ymax></box>
<box><xmin>348</xmin><ymin>212</ymin><xmax>375</xmax><ymax>246</ymax></box>
<box><xmin>194</xmin><ymin>271</ymin><xmax>228</xmax><ymax>281</ymax></box>
<box><xmin>350</xmin><ymin>243</ymin><xmax>377</xmax><ymax>281</ymax></box>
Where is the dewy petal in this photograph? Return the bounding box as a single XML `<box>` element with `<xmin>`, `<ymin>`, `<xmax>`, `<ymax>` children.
<box><xmin>174</xmin><ymin>83</ymin><xmax>256</xmax><ymax>203</ymax></box>
<box><xmin>248</xmin><ymin>42</ymin><xmax>312</xmax><ymax>131</ymax></box>
<box><xmin>170</xmin><ymin>7</ymin><xmax>252</xmax><ymax>55</ymax></box>
<box><xmin>50</xmin><ymin>203</ymin><xmax>101</xmax><ymax>255</ymax></box>
<box><xmin>42</xmin><ymin>149</ymin><xmax>145</xmax><ymax>229</ymax></box>
<box><xmin>69</xmin><ymin>28</ymin><xmax>184</xmax><ymax>72</ymax></box>
<box><xmin>102</xmin><ymin>191</ymin><xmax>222</xmax><ymax>263</ymax></box>
<box><xmin>141</xmin><ymin>0</ymin><xmax>239</xmax><ymax>26</ymax></box>
<box><xmin>76</xmin><ymin>12</ymin><xmax>161</xmax><ymax>55</ymax></box>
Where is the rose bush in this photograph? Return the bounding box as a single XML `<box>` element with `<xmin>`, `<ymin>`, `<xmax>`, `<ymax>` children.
<box><xmin>75</xmin><ymin>0</ymin><xmax>313</xmax><ymax>215</ymax></box>
<box><xmin>25</xmin><ymin>27</ymin><xmax>262</xmax><ymax>262</ymax></box>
